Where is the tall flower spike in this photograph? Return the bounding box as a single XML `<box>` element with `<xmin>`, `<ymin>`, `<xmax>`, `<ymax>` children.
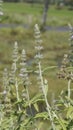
<box><xmin>34</xmin><ymin>24</ymin><xmax>43</xmax><ymax>61</ymax></box>
<box><xmin>20</xmin><ymin>49</ymin><xmax>30</xmax><ymax>86</ymax></box>
<box><xmin>34</xmin><ymin>24</ymin><xmax>44</xmax><ymax>93</ymax></box>
<box><xmin>9</xmin><ymin>63</ymin><xmax>16</xmax><ymax>84</ymax></box>
<box><xmin>12</xmin><ymin>41</ymin><xmax>19</xmax><ymax>63</ymax></box>
<box><xmin>68</xmin><ymin>24</ymin><xmax>73</xmax><ymax>66</ymax></box>
<box><xmin>2</xmin><ymin>68</ymin><xmax>11</xmax><ymax>115</ymax></box>
<box><xmin>34</xmin><ymin>24</ymin><xmax>56</xmax><ymax>130</ymax></box>
<box><xmin>57</xmin><ymin>53</ymin><xmax>73</xmax><ymax>102</ymax></box>
<box><xmin>3</xmin><ymin>68</ymin><xmax>9</xmax><ymax>91</ymax></box>
<box><xmin>19</xmin><ymin>49</ymin><xmax>30</xmax><ymax>101</ymax></box>
<box><xmin>11</xmin><ymin>41</ymin><xmax>19</xmax><ymax>84</ymax></box>
<box><xmin>57</xmin><ymin>54</ymin><xmax>69</xmax><ymax>79</ymax></box>
<box><xmin>10</xmin><ymin>42</ymin><xmax>21</xmax><ymax>111</ymax></box>
<box><xmin>0</xmin><ymin>0</ymin><xmax>3</xmax><ymax>16</ymax></box>
<box><xmin>10</xmin><ymin>42</ymin><xmax>19</xmax><ymax>84</ymax></box>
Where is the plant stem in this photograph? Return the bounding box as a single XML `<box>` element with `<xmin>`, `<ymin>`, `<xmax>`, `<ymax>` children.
<box><xmin>26</xmin><ymin>86</ymin><xmax>30</xmax><ymax>105</ymax></box>
<box><xmin>68</xmin><ymin>79</ymin><xmax>71</xmax><ymax>106</ymax></box>
<box><xmin>26</xmin><ymin>86</ymin><xmax>33</xmax><ymax>115</ymax></box>
<box><xmin>38</xmin><ymin>61</ymin><xmax>55</xmax><ymax>130</ymax></box>
<box><xmin>15</xmin><ymin>78</ymin><xmax>21</xmax><ymax>111</ymax></box>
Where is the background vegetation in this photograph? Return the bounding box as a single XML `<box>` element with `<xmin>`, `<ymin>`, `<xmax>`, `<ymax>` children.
<box><xmin>0</xmin><ymin>2</ymin><xmax>73</xmax><ymax>26</ymax></box>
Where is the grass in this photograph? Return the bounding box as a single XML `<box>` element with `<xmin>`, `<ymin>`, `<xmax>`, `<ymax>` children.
<box><xmin>1</xmin><ymin>3</ymin><xmax>73</xmax><ymax>26</ymax></box>
<box><xmin>3</xmin><ymin>3</ymin><xmax>43</xmax><ymax>14</ymax></box>
<box><xmin>0</xmin><ymin>27</ymin><xmax>69</xmax><ymax>67</ymax></box>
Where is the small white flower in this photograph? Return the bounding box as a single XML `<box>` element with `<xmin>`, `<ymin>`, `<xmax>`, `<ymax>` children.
<box><xmin>44</xmin><ymin>79</ymin><xmax>48</xmax><ymax>84</ymax></box>
<box><xmin>3</xmin><ymin>90</ymin><xmax>7</xmax><ymax>95</ymax></box>
<box><xmin>0</xmin><ymin>11</ymin><xmax>3</xmax><ymax>15</ymax></box>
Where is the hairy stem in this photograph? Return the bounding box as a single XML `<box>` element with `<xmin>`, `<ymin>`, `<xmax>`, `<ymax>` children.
<box><xmin>68</xmin><ymin>79</ymin><xmax>71</xmax><ymax>98</ymax></box>
<box><xmin>15</xmin><ymin>78</ymin><xmax>21</xmax><ymax>111</ymax></box>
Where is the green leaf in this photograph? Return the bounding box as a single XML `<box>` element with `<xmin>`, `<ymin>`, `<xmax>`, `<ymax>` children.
<box><xmin>35</xmin><ymin>112</ymin><xmax>48</xmax><ymax>120</ymax></box>
<box><xmin>67</xmin><ymin>106</ymin><xmax>73</xmax><ymax>119</ymax></box>
<box><xmin>34</xmin><ymin>103</ymin><xmax>39</xmax><ymax>112</ymax></box>
<box><xmin>24</xmin><ymin>93</ymin><xmax>44</xmax><ymax>108</ymax></box>
<box><xmin>57</xmin><ymin>117</ymin><xmax>67</xmax><ymax>130</ymax></box>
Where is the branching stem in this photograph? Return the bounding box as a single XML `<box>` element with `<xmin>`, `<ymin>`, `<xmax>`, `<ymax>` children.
<box><xmin>38</xmin><ymin>61</ymin><xmax>55</xmax><ymax>130</ymax></box>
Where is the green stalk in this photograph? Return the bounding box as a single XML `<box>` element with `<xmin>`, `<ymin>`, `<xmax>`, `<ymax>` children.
<box><xmin>68</xmin><ymin>79</ymin><xmax>71</xmax><ymax>106</ymax></box>
<box><xmin>15</xmin><ymin>78</ymin><xmax>21</xmax><ymax>111</ymax></box>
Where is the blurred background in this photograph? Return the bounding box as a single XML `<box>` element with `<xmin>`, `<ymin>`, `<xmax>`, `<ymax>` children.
<box><xmin>0</xmin><ymin>0</ymin><xmax>73</xmax><ymax>103</ymax></box>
